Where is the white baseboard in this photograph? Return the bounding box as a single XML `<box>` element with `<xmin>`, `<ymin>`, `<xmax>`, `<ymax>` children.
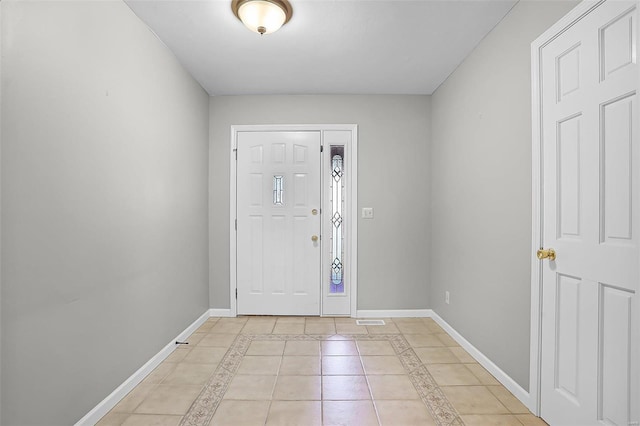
<box><xmin>209</xmin><ymin>308</ymin><xmax>234</xmax><ymax>317</ymax></box>
<box><xmin>428</xmin><ymin>311</ymin><xmax>532</xmax><ymax>410</ymax></box>
<box><xmin>356</xmin><ymin>309</ymin><xmax>433</xmax><ymax>318</ymax></box>
<box><xmin>75</xmin><ymin>310</ymin><xmax>210</xmax><ymax>426</ymax></box>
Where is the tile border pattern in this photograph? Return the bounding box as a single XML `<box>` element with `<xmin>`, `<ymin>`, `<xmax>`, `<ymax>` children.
<box><xmin>180</xmin><ymin>334</ymin><xmax>464</xmax><ymax>426</ymax></box>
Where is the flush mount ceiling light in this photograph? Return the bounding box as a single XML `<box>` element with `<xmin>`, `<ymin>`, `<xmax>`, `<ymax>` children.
<box><xmin>231</xmin><ymin>0</ymin><xmax>293</xmax><ymax>35</ymax></box>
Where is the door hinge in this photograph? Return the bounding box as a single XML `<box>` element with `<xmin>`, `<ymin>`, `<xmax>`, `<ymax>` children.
<box><xmin>235</xmin><ymin>219</ymin><xmax>237</xmax><ymax>231</ymax></box>
<box><xmin>320</xmin><ymin>145</ymin><xmax>324</xmax><ymax>152</ymax></box>
<box><xmin>234</xmin><ymin>148</ymin><xmax>237</xmax><ymax>160</ymax></box>
<box><xmin>235</xmin><ymin>288</ymin><xmax>238</xmax><ymax>299</ymax></box>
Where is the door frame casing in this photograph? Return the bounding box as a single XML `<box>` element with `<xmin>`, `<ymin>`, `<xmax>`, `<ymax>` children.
<box><xmin>229</xmin><ymin>124</ymin><xmax>358</xmax><ymax>317</ymax></box>
<box><xmin>529</xmin><ymin>0</ymin><xmax>608</xmax><ymax>416</ymax></box>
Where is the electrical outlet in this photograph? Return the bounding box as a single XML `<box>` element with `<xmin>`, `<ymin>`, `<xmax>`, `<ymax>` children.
<box><xmin>445</xmin><ymin>291</ymin><xmax>450</xmax><ymax>305</ymax></box>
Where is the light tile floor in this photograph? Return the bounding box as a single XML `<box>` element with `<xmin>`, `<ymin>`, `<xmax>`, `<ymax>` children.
<box><xmin>97</xmin><ymin>317</ymin><xmax>548</xmax><ymax>426</ymax></box>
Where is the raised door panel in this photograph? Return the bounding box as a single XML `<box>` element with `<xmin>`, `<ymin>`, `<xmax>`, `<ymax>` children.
<box><xmin>598</xmin><ymin>284</ymin><xmax>634</xmax><ymax>426</ymax></box>
<box><xmin>268</xmin><ymin>214</ymin><xmax>287</xmax><ymax>295</ymax></box>
<box><xmin>600</xmin><ymin>94</ymin><xmax>635</xmax><ymax>244</ymax></box>
<box><xmin>248</xmin><ymin>215</ymin><xmax>264</xmax><ymax>294</ymax></box>
<box><xmin>272</xmin><ymin>143</ymin><xmax>286</xmax><ymax>163</ymax></box>
<box><xmin>555</xmin><ymin>274</ymin><xmax>582</xmax><ymax>403</ymax></box>
<box><xmin>557</xmin><ymin>114</ymin><xmax>583</xmax><ymax>239</ymax></box>
<box><xmin>600</xmin><ymin>8</ymin><xmax>636</xmax><ymax>81</ymax></box>
<box><xmin>293</xmin><ymin>174</ymin><xmax>308</xmax><ymax>207</ymax></box>
<box><xmin>292</xmin><ymin>215</ymin><xmax>308</xmax><ymax>295</ymax></box>
<box><xmin>250</xmin><ymin>145</ymin><xmax>263</xmax><ymax>164</ymax></box>
<box><xmin>293</xmin><ymin>144</ymin><xmax>307</xmax><ymax>164</ymax></box>
<box><xmin>557</xmin><ymin>43</ymin><xmax>582</xmax><ymax>102</ymax></box>
<box><xmin>249</xmin><ymin>174</ymin><xmax>263</xmax><ymax>207</ymax></box>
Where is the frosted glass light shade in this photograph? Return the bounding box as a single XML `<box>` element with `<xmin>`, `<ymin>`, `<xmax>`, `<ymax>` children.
<box><xmin>232</xmin><ymin>0</ymin><xmax>292</xmax><ymax>35</ymax></box>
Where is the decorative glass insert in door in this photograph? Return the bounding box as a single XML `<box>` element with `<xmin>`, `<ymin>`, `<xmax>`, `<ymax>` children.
<box><xmin>330</xmin><ymin>146</ymin><xmax>345</xmax><ymax>294</ymax></box>
<box><xmin>273</xmin><ymin>175</ymin><xmax>284</xmax><ymax>205</ymax></box>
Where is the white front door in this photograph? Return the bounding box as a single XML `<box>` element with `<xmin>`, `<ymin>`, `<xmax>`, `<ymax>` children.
<box><xmin>539</xmin><ymin>1</ymin><xmax>639</xmax><ymax>424</ymax></box>
<box><xmin>236</xmin><ymin>131</ymin><xmax>321</xmax><ymax>315</ymax></box>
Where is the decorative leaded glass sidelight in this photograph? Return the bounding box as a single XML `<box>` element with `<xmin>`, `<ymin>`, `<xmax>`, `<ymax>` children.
<box><xmin>330</xmin><ymin>146</ymin><xmax>345</xmax><ymax>294</ymax></box>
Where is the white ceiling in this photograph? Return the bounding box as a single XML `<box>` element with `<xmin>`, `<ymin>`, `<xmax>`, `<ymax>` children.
<box><xmin>125</xmin><ymin>0</ymin><xmax>517</xmax><ymax>96</ymax></box>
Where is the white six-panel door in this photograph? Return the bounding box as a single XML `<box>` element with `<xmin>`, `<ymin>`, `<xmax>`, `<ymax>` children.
<box><xmin>539</xmin><ymin>1</ymin><xmax>639</xmax><ymax>424</ymax></box>
<box><xmin>236</xmin><ymin>131</ymin><xmax>321</xmax><ymax>315</ymax></box>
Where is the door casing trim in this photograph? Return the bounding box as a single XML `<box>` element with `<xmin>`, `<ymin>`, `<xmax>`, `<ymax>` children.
<box><xmin>230</xmin><ymin>124</ymin><xmax>358</xmax><ymax>317</ymax></box>
<box><xmin>530</xmin><ymin>0</ymin><xmax>607</xmax><ymax>417</ymax></box>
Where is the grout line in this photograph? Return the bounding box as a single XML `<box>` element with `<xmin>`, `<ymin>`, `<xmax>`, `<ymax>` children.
<box><xmin>356</xmin><ymin>338</ymin><xmax>383</xmax><ymax>426</ymax></box>
<box><xmin>319</xmin><ymin>337</ymin><xmax>325</xmax><ymax>425</ymax></box>
<box><xmin>263</xmin><ymin>350</ymin><xmax>283</xmax><ymax>426</ymax></box>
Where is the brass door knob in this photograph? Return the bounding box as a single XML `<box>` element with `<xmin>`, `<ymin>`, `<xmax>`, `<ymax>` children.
<box><xmin>537</xmin><ymin>248</ymin><xmax>556</xmax><ymax>261</ymax></box>
<box><xmin>311</xmin><ymin>235</ymin><xmax>319</xmax><ymax>242</ymax></box>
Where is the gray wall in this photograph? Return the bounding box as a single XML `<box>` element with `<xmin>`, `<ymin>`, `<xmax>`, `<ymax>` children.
<box><xmin>429</xmin><ymin>0</ymin><xmax>579</xmax><ymax>390</ymax></box>
<box><xmin>1</xmin><ymin>2</ymin><xmax>209</xmax><ymax>424</ymax></box>
<box><xmin>0</xmin><ymin>4</ymin><xmax>3</xmax><ymax>422</ymax></box>
<box><xmin>210</xmin><ymin>95</ymin><xmax>431</xmax><ymax>311</ymax></box>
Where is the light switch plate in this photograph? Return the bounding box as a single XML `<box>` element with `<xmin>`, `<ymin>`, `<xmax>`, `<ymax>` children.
<box><xmin>362</xmin><ymin>207</ymin><xmax>374</xmax><ymax>219</ymax></box>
